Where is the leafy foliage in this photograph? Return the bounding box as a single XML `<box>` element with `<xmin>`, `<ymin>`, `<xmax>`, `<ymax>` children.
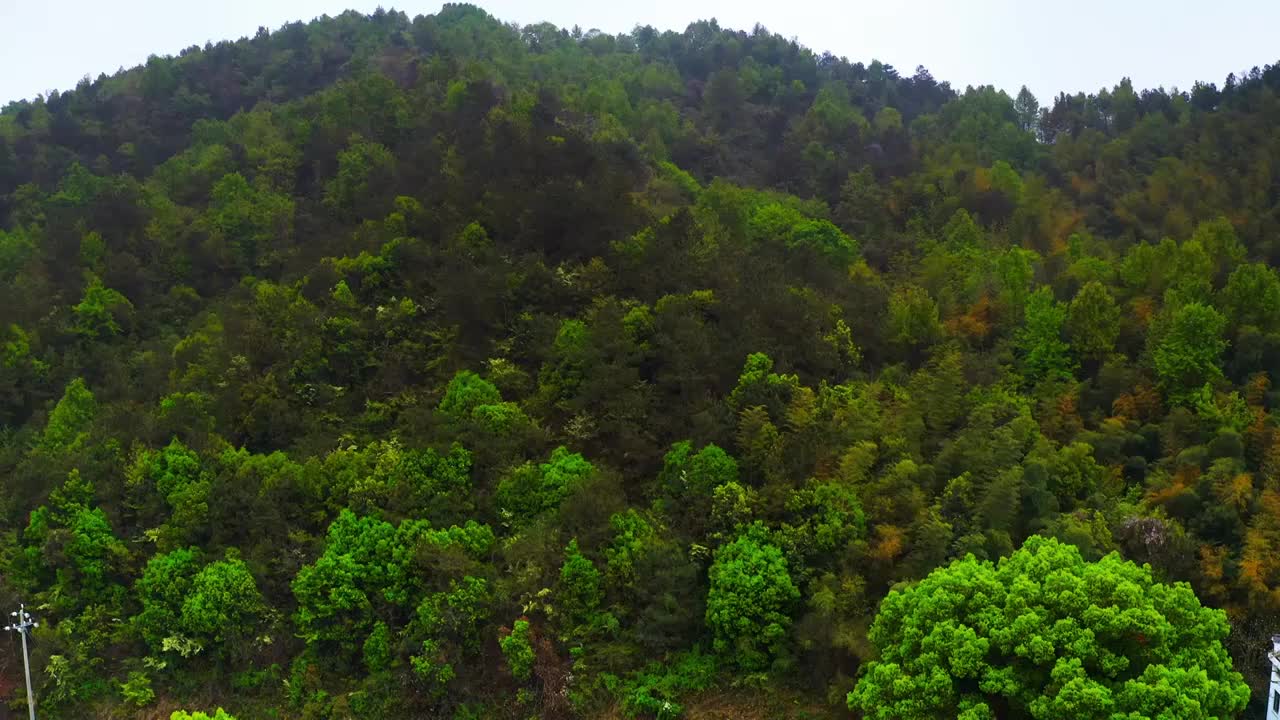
<box><xmin>848</xmin><ymin>537</ymin><xmax>1250</xmax><ymax>719</ymax></box>
<box><xmin>171</xmin><ymin>711</ymin><xmax>237</xmax><ymax>720</ymax></box>
<box><xmin>1153</xmin><ymin>302</ymin><xmax>1228</xmax><ymax>403</ymax></box>
<box><xmin>705</xmin><ymin>525</ymin><xmax>800</xmax><ymax>670</ymax></box>
<box><xmin>500</xmin><ymin>619</ymin><xmax>535</xmax><ymax>681</ymax></box>
<box><xmin>0</xmin><ymin>4</ymin><xmax>1277</xmax><ymax>717</ymax></box>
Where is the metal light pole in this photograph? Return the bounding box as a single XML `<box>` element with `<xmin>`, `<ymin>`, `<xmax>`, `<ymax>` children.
<box><xmin>4</xmin><ymin>603</ymin><xmax>38</xmax><ymax>720</ymax></box>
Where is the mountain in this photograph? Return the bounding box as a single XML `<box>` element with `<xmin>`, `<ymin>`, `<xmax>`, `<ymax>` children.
<box><xmin>2</xmin><ymin>5</ymin><xmax>1280</xmax><ymax>718</ymax></box>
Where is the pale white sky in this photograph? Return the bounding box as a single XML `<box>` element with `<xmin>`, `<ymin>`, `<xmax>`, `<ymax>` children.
<box><xmin>2</xmin><ymin>0</ymin><xmax>1278</xmax><ymax>107</ymax></box>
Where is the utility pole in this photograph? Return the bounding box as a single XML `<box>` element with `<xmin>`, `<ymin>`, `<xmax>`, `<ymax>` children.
<box><xmin>4</xmin><ymin>603</ymin><xmax>38</xmax><ymax>720</ymax></box>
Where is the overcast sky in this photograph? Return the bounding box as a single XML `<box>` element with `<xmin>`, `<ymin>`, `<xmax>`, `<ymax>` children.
<box><xmin>3</xmin><ymin>0</ymin><xmax>1278</xmax><ymax>107</ymax></box>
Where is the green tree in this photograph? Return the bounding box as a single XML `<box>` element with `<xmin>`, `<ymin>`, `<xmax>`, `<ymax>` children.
<box><xmin>438</xmin><ymin>370</ymin><xmax>503</xmax><ymax>419</ymax></box>
<box><xmin>204</xmin><ymin>171</ymin><xmax>293</xmax><ymax>269</ymax></box>
<box><xmin>1013</xmin><ymin>85</ymin><xmax>1040</xmax><ymax>133</ymax></box>
<box><xmin>363</xmin><ymin>621</ymin><xmax>393</xmax><ymax>672</ymax></box>
<box><xmin>181</xmin><ymin>554</ymin><xmax>264</xmax><ymax>645</ymax></box>
<box><xmin>836</xmin><ymin>167</ymin><xmax>891</xmax><ymax>242</ymax></box>
<box><xmin>0</xmin><ymin>228</ymin><xmax>34</xmax><ymax>278</ymax></box>
<box><xmin>848</xmin><ymin>536</ymin><xmax>1249</xmax><ymax>719</ymax></box>
<box><xmin>63</xmin><ymin>506</ymin><xmax>128</xmax><ymax>603</ymax></box>
<box><xmin>789</xmin><ymin>218</ymin><xmax>859</xmax><ymax>263</ymax></box>
<box><xmin>727</xmin><ymin>353</ymin><xmax>799</xmax><ymax>416</ymax></box>
<box><xmin>120</xmin><ymin>671</ymin><xmax>155</xmax><ymax>707</ymax></box>
<box><xmin>775</xmin><ymin>480</ymin><xmax>866</xmax><ymax>570</ymax></box>
<box><xmin>292</xmin><ymin>508</ymin><xmax>494</xmax><ymax>662</ymax></box>
<box><xmin>1066</xmin><ymin>281</ymin><xmax>1120</xmax><ymax>360</ymax></box>
<box><xmin>705</xmin><ymin>525</ymin><xmax>799</xmax><ymax>670</ymax></box>
<box><xmin>134</xmin><ymin>547</ymin><xmax>201</xmax><ymax>652</ymax></box>
<box><xmin>994</xmin><ymin>247</ymin><xmax>1039</xmax><ymax>319</ymax></box>
<box><xmin>1015</xmin><ymin>286</ymin><xmax>1074</xmax><ymax>383</ymax></box>
<box><xmin>128</xmin><ymin>439</ymin><xmax>211</xmax><ymax>548</ymax></box>
<box><xmin>496</xmin><ymin>446</ymin><xmax>594</xmax><ymax>520</ymax></box>
<box><xmin>500</xmin><ymin>619</ymin><xmax>535</xmax><ymax>681</ymax></box>
<box><xmin>171</xmin><ymin>710</ymin><xmax>237</xmax><ymax>720</ymax></box>
<box><xmin>40</xmin><ymin>377</ymin><xmax>96</xmax><ymax>450</ymax></box>
<box><xmin>324</xmin><ymin>134</ymin><xmax>396</xmax><ymax>218</ymax></box>
<box><xmin>135</xmin><ymin>549</ymin><xmax>263</xmax><ymax>658</ymax></box>
<box><xmin>558</xmin><ymin>539</ymin><xmax>603</xmax><ymax>627</ymax></box>
<box><xmin>1152</xmin><ymin>302</ymin><xmax>1228</xmax><ymax>403</ymax></box>
<box><xmin>409</xmin><ymin>575</ymin><xmax>492</xmax><ymax>695</ymax></box>
<box><xmin>660</xmin><ymin>440</ymin><xmax>743</xmax><ymax>538</ymax></box>
<box><xmin>660</xmin><ymin>441</ymin><xmax>740</xmax><ymax>500</ymax></box>
<box><xmin>943</xmin><ymin>208</ymin><xmax>983</xmax><ymax>248</ymax></box>
<box><xmin>291</xmin><ymin>511</ymin><xmax>409</xmax><ymax>649</ymax></box>
<box><xmin>887</xmin><ymin>285</ymin><xmax>942</xmax><ymax>352</ymax></box>
<box><xmin>73</xmin><ymin>274</ymin><xmax>133</xmax><ymax>338</ymax></box>
<box><xmin>874</xmin><ymin>106</ymin><xmax>903</xmax><ymax>135</ymax></box>
<box><xmin>1219</xmin><ymin>263</ymin><xmax>1280</xmax><ymax>332</ymax></box>
<box><xmin>1189</xmin><ymin>216</ymin><xmax>1244</xmax><ymax>283</ymax></box>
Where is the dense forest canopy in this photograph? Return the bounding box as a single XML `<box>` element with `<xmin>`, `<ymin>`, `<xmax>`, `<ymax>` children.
<box><xmin>3</xmin><ymin>4</ymin><xmax>1280</xmax><ymax>718</ymax></box>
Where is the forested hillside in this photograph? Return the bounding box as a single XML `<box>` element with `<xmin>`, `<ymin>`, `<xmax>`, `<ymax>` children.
<box><xmin>3</xmin><ymin>5</ymin><xmax>1280</xmax><ymax>718</ymax></box>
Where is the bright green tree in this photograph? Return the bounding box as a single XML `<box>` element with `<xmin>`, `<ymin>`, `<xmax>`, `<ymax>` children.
<box><xmin>604</xmin><ymin>509</ymin><xmax>666</xmax><ymax>590</ymax></box>
<box><xmin>291</xmin><ymin>511</ymin><xmax>410</xmax><ymax>649</ymax></box>
<box><xmin>438</xmin><ymin>370</ymin><xmax>503</xmax><ymax>419</ymax></box>
<box><xmin>292</xmin><ymin>508</ymin><xmax>494</xmax><ymax>661</ymax></box>
<box><xmin>727</xmin><ymin>353</ymin><xmax>799</xmax><ymax>414</ymax></box>
<box><xmin>119</xmin><ymin>670</ymin><xmax>155</xmax><ymax>707</ymax></box>
<box><xmin>171</xmin><ymin>710</ymin><xmax>237</xmax><ymax>720</ymax></box>
<box><xmin>135</xmin><ymin>549</ymin><xmax>263</xmax><ymax>658</ymax></box>
<box><xmin>705</xmin><ymin>525</ymin><xmax>799</xmax><ymax>670</ymax></box>
<box><xmin>496</xmin><ymin>446</ymin><xmax>594</xmax><ymax>520</ymax></box>
<box><xmin>40</xmin><ymin>377</ymin><xmax>96</xmax><ymax>450</ymax></box>
<box><xmin>1015</xmin><ymin>286</ymin><xmax>1074</xmax><ymax>383</ymax></box>
<box><xmin>848</xmin><ymin>536</ymin><xmax>1249</xmax><ymax>719</ymax></box>
<box><xmin>558</xmin><ymin>539</ymin><xmax>603</xmax><ymax>626</ymax></box>
<box><xmin>500</xmin><ymin>619</ymin><xmax>535</xmax><ymax>681</ymax></box>
<box><xmin>181</xmin><ymin>555</ymin><xmax>264</xmax><ymax>644</ymax></box>
<box><xmin>62</xmin><ymin>506</ymin><xmax>127</xmax><ymax>603</ymax></box>
<box><xmin>362</xmin><ymin>620</ymin><xmax>393</xmax><ymax>673</ymax></box>
<box><xmin>1152</xmin><ymin>302</ymin><xmax>1227</xmax><ymax>403</ymax></box>
<box><xmin>789</xmin><ymin>218</ymin><xmax>859</xmax><ymax>263</ymax></box>
<box><xmin>134</xmin><ymin>547</ymin><xmax>201</xmax><ymax>652</ymax></box>
<box><xmin>660</xmin><ymin>441</ymin><xmax>740</xmax><ymax>499</ymax></box>
<box><xmin>73</xmin><ymin>274</ymin><xmax>133</xmax><ymax>338</ymax></box>
<box><xmin>775</xmin><ymin>480</ymin><xmax>866</xmax><ymax>568</ymax></box>
<box><xmin>128</xmin><ymin>439</ymin><xmax>211</xmax><ymax>548</ymax></box>
<box><xmin>660</xmin><ymin>441</ymin><xmax>742</xmax><ymax>537</ymax></box>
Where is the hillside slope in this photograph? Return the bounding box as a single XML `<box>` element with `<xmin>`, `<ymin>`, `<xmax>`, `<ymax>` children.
<box><xmin>3</xmin><ymin>5</ymin><xmax>1280</xmax><ymax>718</ymax></box>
